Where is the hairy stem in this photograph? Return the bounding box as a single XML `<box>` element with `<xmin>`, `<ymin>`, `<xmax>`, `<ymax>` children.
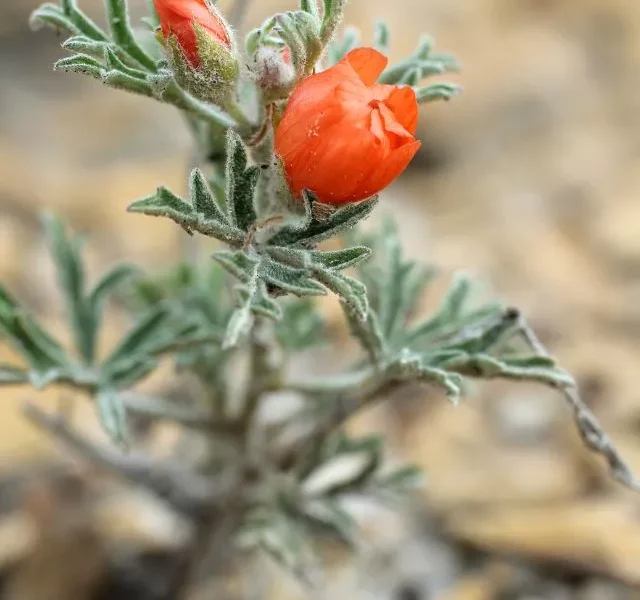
<box><xmin>22</xmin><ymin>401</ymin><xmax>233</xmax><ymax>516</ymax></box>
<box><xmin>516</xmin><ymin>320</ymin><xmax>640</xmax><ymax>491</ymax></box>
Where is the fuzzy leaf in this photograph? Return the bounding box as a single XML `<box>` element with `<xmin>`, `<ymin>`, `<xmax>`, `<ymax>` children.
<box><xmin>63</xmin><ymin>36</ymin><xmax>112</xmax><ymax>58</ymax></box>
<box><xmin>237</xmin><ymin>283</ymin><xmax>283</xmax><ymax>321</ymax></box>
<box><xmin>104</xmin><ymin>46</ymin><xmax>148</xmax><ymax>79</ymax></box>
<box><xmin>128</xmin><ymin>186</ymin><xmax>245</xmax><ymax>244</ymax></box>
<box><xmin>373</xmin><ymin>21</ymin><xmax>390</xmax><ymax>53</ymax></box>
<box><xmin>313</xmin><ymin>269</ymin><xmax>368</xmax><ymax>320</ymax></box>
<box><xmin>369</xmin><ymin>465</ymin><xmax>424</xmax><ymax>505</ymax></box>
<box><xmin>88</xmin><ymin>264</ymin><xmax>139</xmax><ymax>321</ymax></box>
<box><xmin>309</xmin><ymin>246</ymin><xmax>371</xmax><ymax>271</ymax></box>
<box><xmin>380</xmin><ymin>35</ymin><xmax>458</xmax><ymax>85</ymax></box>
<box><xmin>128</xmin><ymin>187</ymin><xmax>197</xmax><ymax>232</ymax></box>
<box><xmin>224</xmin><ymin>303</ymin><xmax>254</xmax><ymax>349</ymax></box>
<box><xmin>302</xmin><ymin>434</ymin><xmax>384</xmax><ymax>494</ymax></box>
<box><xmin>446</xmin><ymin>310</ymin><xmax>520</xmax><ymax>355</ymax></box>
<box><xmin>239</xmin><ymin>508</ymin><xmax>317</xmax><ymax>582</ymax></box>
<box><xmin>268</xmin><ymin>192</ymin><xmax>378</xmax><ymax>248</ymax></box>
<box><xmin>344</xmin><ymin>306</ymin><xmax>386</xmax><ymax>363</ymax></box>
<box><xmin>54</xmin><ymin>54</ymin><xmax>103</xmax><ymax>78</ymax></box>
<box><xmin>300</xmin><ymin>0</ymin><xmax>321</xmax><ymax>20</ymax></box>
<box><xmin>0</xmin><ymin>284</ymin><xmax>18</xmax><ymax>310</ymax></box>
<box><xmin>302</xmin><ymin>498</ymin><xmax>358</xmax><ymax>546</ymax></box>
<box><xmin>389</xmin><ymin>350</ymin><xmax>464</xmax><ymax>403</ymax></box>
<box><xmin>321</xmin><ymin>0</ymin><xmax>347</xmax><ymax>44</ymax></box>
<box><xmin>102</xmin><ymin>305</ymin><xmax>171</xmax><ymax>372</ymax></box>
<box><xmin>408</xmin><ymin>273</ymin><xmax>474</xmax><ymax>342</ymax></box>
<box><xmin>102</xmin><ymin>356</ymin><xmax>157</xmax><ymax>389</ymax></box>
<box><xmin>444</xmin><ymin>353</ymin><xmax>575</xmax><ymax>388</ymax></box>
<box><xmin>0</xmin><ymin>311</ymin><xmax>69</xmax><ymax>376</ymax></box>
<box><xmin>259</xmin><ymin>258</ymin><xmax>327</xmax><ymax>297</ymax></box>
<box><xmin>225</xmin><ymin>130</ymin><xmax>259</xmax><ymax>232</ymax></box>
<box><xmin>104</xmin><ymin>0</ymin><xmax>157</xmax><ymax>70</ymax></box>
<box><xmin>30</xmin><ymin>1</ymin><xmax>107</xmax><ymax>40</ymax></box>
<box><xmin>212</xmin><ymin>250</ymin><xmax>260</xmax><ymax>283</ymax></box>
<box><xmin>276</xmin><ymin>299</ymin><xmax>324</xmax><ymax>351</ymax></box>
<box><xmin>97</xmin><ymin>389</ymin><xmax>128</xmax><ymax>445</ymax></box>
<box><xmin>190</xmin><ymin>168</ymin><xmax>228</xmax><ymax>223</ymax></box>
<box><xmin>416</xmin><ymin>83</ymin><xmax>462</xmax><ymax>103</ymax></box>
<box><xmin>43</xmin><ymin>214</ymin><xmax>94</xmax><ymax>363</ymax></box>
<box><xmin>102</xmin><ymin>70</ymin><xmax>153</xmax><ymax>96</ymax></box>
<box><xmin>0</xmin><ymin>365</ymin><xmax>29</xmax><ymax>386</ymax></box>
<box><xmin>30</xmin><ymin>4</ymin><xmax>79</xmax><ymax>35</ymax></box>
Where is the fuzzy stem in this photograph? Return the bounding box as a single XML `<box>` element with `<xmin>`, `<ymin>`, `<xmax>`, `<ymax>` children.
<box><xmin>120</xmin><ymin>392</ymin><xmax>240</xmax><ymax>437</ymax></box>
<box><xmin>240</xmin><ymin>318</ymin><xmax>283</xmax><ymax>441</ymax></box>
<box><xmin>516</xmin><ymin>320</ymin><xmax>640</xmax><ymax>491</ymax></box>
<box><xmin>22</xmin><ymin>401</ymin><xmax>233</xmax><ymax>516</ymax></box>
<box><xmin>165</xmin><ymin>82</ymin><xmax>239</xmax><ymax>129</ymax></box>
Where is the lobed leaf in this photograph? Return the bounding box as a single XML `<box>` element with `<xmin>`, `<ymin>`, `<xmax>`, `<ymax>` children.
<box><xmin>259</xmin><ymin>258</ymin><xmax>327</xmax><ymax>297</ymax></box>
<box><xmin>43</xmin><ymin>214</ymin><xmax>94</xmax><ymax>363</ymax></box>
<box><xmin>225</xmin><ymin>130</ymin><xmax>259</xmax><ymax>232</ymax></box>
<box><xmin>102</xmin><ymin>305</ymin><xmax>172</xmax><ymax>372</ymax></box>
<box><xmin>268</xmin><ymin>192</ymin><xmax>378</xmax><ymax>248</ymax></box>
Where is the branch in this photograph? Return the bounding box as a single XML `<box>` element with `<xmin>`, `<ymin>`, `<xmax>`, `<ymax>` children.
<box><xmin>120</xmin><ymin>392</ymin><xmax>238</xmax><ymax>437</ymax></box>
<box><xmin>275</xmin><ymin>371</ymin><xmax>401</xmax><ymax>470</ymax></box>
<box><xmin>516</xmin><ymin>320</ymin><xmax>640</xmax><ymax>491</ymax></box>
<box><xmin>22</xmin><ymin>401</ymin><xmax>237</xmax><ymax>516</ymax></box>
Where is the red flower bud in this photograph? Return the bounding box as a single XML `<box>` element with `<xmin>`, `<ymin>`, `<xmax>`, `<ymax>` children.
<box><xmin>153</xmin><ymin>0</ymin><xmax>231</xmax><ymax>67</ymax></box>
<box><xmin>275</xmin><ymin>48</ymin><xmax>421</xmax><ymax>205</ymax></box>
<box><xmin>153</xmin><ymin>0</ymin><xmax>239</xmax><ymax>102</ymax></box>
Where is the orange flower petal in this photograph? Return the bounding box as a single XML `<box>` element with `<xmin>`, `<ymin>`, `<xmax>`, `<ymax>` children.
<box><xmin>384</xmin><ymin>86</ymin><xmax>419</xmax><ymax>135</ymax></box>
<box><xmin>343</xmin><ymin>48</ymin><xmax>388</xmax><ymax>86</ymax></box>
<box><xmin>364</xmin><ymin>140</ymin><xmax>421</xmax><ymax>197</ymax></box>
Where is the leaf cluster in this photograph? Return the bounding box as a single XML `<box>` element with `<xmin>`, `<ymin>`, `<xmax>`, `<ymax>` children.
<box><xmin>128</xmin><ymin>130</ymin><xmax>377</xmax><ymax>348</ymax></box>
<box><xmin>30</xmin><ymin>0</ymin><xmax>238</xmax><ymax>129</ymax></box>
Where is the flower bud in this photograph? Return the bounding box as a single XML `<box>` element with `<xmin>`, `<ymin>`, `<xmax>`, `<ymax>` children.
<box><xmin>153</xmin><ymin>0</ymin><xmax>239</xmax><ymax>103</ymax></box>
<box><xmin>252</xmin><ymin>46</ymin><xmax>295</xmax><ymax>100</ymax></box>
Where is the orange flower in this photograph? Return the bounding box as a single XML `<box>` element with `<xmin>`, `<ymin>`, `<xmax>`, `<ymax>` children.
<box><xmin>153</xmin><ymin>0</ymin><xmax>231</xmax><ymax>68</ymax></box>
<box><xmin>275</xmin><ymin>47</ymin><xmax>421</xmax><ymax>205</ymax></box>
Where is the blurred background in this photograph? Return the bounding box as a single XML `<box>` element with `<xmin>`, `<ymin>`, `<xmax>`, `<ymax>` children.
<box><xmin>1</xmin><ymin>0</ymin><xmax>640</xmax><ymax>599</ymax></box>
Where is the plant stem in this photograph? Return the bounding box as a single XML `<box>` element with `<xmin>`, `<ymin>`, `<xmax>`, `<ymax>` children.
<box><xmin>165</xmin><ymin>81</ymin><xmax>239</xmax><ymax>129</ymax></box>
<box><xmin>240</xmin><ymin>318</ymin><xmax>283</xmax><ymax>441</ymax></box>
<box><xmin>22</xmin><ymin>401</ymin><xmax>232</xmax><ymax>516</ymax></box>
